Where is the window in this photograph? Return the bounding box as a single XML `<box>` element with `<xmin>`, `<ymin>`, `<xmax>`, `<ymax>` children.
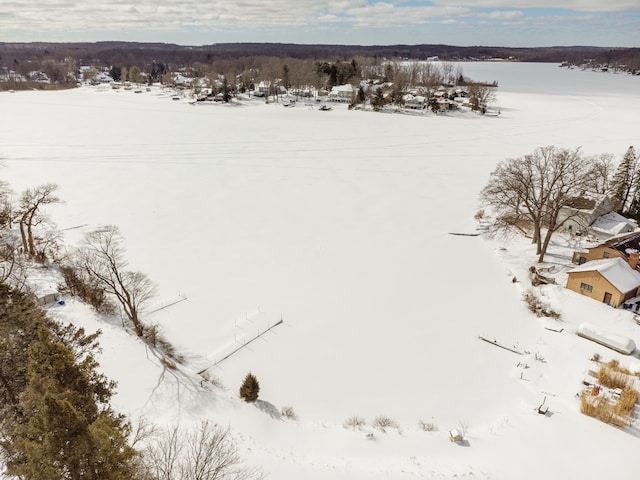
<box><xmin>603</xmin><ymin>252</ymin><xmax>610</xmax><ymax>258</ymax></box>
<box><xmin>580</xmin><ymin>282</ymin><xmax>593</xmax><ymax>293</ymax></box>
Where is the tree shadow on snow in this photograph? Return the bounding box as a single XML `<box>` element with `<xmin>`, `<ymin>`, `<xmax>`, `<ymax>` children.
<box><xmin>254</xmin><ymin>399</ymin><xmax>281</xmax><ymax>419</ymax></box>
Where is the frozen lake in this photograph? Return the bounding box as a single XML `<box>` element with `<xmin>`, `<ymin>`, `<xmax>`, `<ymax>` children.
<box><xmin>1</xmin><ymin>61</ymin><xmax>640</xmax><ymax>479</ymax></box>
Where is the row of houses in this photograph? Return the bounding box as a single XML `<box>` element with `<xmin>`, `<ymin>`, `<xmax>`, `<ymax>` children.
<box><xmin>536</xmin><ymin>191</ymin><xmax>640</xmax><ymax>309</ymax></box>
<box><xmin>0</xmin><ymin>68</ymin><xmax>52</xmax><ymax>84</ymax></box>
<box><xmin>566</xmin><ymin>232</ymin><xmax>640</xmax><ymax>308</ymax></box>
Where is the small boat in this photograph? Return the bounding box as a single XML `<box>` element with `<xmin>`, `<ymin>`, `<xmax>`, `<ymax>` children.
<box><xmin>319</xmin><ymin>105</ymin><xmax>332</xmax><ymax>111</ymax></box>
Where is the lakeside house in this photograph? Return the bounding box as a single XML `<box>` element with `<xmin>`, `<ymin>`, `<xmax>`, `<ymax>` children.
<box><xmin>558</xmin><ymin>193</ymin><xmax>636</xmax><ymax>239</ymax></box>
<box><xmin>327</xmin><ymin>84</ymin><xmax>356</xmax><ymax>103</ymax></box>
<box><xmin>403</xmin><ymin>94</ymin><xmax>426</xmax><ymax>109</ymax></box>
<box><xmin>253</xmin><ymin>80</ymin><xmax>271</xmax><ymax>97</ymax></box>
<box><xmin>565</xmin><ymin>254</ymin><xmax>640</xmax><ymax>307</ymax></box>
<box><xmin>590</xmin><ymin>212</ymin><xmax>638</xmax><ymax>239</ymax></box>
<box><xmin>572</xmin><ymin>231</ymin><xmax>640</xmax><ymax>267</ymax></box>
<box><xmin>558</xmin><ymin>193</ymin><xmax>613</xmax><ymax>235</ymax></box>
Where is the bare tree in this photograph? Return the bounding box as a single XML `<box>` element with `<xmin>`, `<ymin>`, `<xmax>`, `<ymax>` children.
<box><xmin>0</xmin><ymin>233</ymin><xmax>27</xmax><ymax>289</ymax></box>
<box><xmin>467</xmin><ymin>82</ymin><xmax>497</xmax><ymax>113</ymax></box>
<box><xmin>16</xmin><ymin>183</ymin><xmax>60</xmax><ymax>258</ymax></box>
<box><xmin>0</xmin><ymin>179</ymin><xmax>20</xmax><ymax>284</ymax></box>
<box><xmin>0</xmin><ymin>179</ymin><xmax>11</xmax><ymax>229</ymax></box>
<box><xmin>130</xmin><ymin>416</ymin><xmax>160</xmax><ymax>449</ymax></box>
<box><xmin>480</xmin><ymin>146</ymin><xmax>595</xmax><ymax>263</ymax></box>
<box><xmin>143</xmin><ymin>424</ymin><xmax>183</xmax><ymax>480</ymax></box>
<box><xmin>440</xmin><ymin>61</ymin><xmax>462</xmax><ymax>85</ymax></box>
<box><xmin>585</xmin><ymin>153</ymin><xmax>615</xmax><ymax>194</ymax></box>
<box><xmin>78</xmin><ymin>225</ymin><xmax>155</xmax><ymax>336</ymax></box>
<box><xmin>142</xmin><ymin>421</ymin><xmax>263</xmax><ymax>480</ymax></box>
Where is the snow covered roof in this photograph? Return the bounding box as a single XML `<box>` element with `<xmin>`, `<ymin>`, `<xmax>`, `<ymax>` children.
<box><xmin>330</xmin><ymin>84</ymin><xmax>355</xmax><ymax>93</ymax></box>
<box><xmin>577</xmin><ymin>322</ymin><xmax>636</xmax><ymax>354</ymax></box>
<box><xmin>590</xmin><ymin>211</ymin><xmax>637</xmax><ymax>236</ymax></box>
<box><xmin>568</xmin><ymin>257</ymin><xmax>640</xmax><ymax>293</ymax></box>
<box><xmin>584</xmin><ymin>230</ymin><xmax>640</xmax><ymax>252</ymax></box>
<box><xmin>403</xmin><ymin>94</ymin><xmax>426</xmax><ymax>103</ymax></box>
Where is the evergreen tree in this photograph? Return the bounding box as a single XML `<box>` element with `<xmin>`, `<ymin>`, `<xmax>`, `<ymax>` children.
<box><xmin>8</xmin><ymin>330</ymin><xmax>138</xmax><ymax>480</ymax></box>
<box><xmin>610</xmin><ymin>146</ymin><xmax>637</xmax><ymax>213</ymax></box>
<box><xmin>357</xmin><ymin>86</ymin><xmax>366</xmax><ymax>104</ymax></box>
<box><xmin>282</xmin><ymin>64</ymin><xmax>291</xmax><ymax>89</ymax></box>
<box><xmin>222</xmin><ymin>76</ymin><xmax>231</xmax><ymax>103</ymax></box>
<box><xmin>429</xmin><ymin>96</ymin><xmax>439</xmax><ymax>113</ymax></box>
<box><xmin>0</xmin><ymin>283</ymin><xmax>47</xmax><ymax>418</ymax></box>
<box><xmin>371</xmin><ymin>88</ymin><xmax>385</xmax><ymax>111</ymax></box>
<box><xmin>239</xmin><ymin>372</ymin><xmax>260</xmax><ymax>402</ymax></box>
<box><xmin>391</xmin><ymin>84</ymin><xmax>405</xmax><ymax>106</ymax></box>
<box><xmin>109</xmin><ymin>65</ymin><xmax>122</xmax><ymax>82</ymax></box>
<box><xmin>0</xmin><ymin>284</ymin><xmax>140</xmax><ymax>480</ymax></box>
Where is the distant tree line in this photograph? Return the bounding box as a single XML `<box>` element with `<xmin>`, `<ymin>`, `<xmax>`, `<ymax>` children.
<box><xmin>3</xmin><ymin>42</ymin><xmax>640</xmax><ymax>93</ymax></box>
<box><xmin>2</xmin><ymin>42</ymin><xmax>640</xmax><ymax>68</ymax></box>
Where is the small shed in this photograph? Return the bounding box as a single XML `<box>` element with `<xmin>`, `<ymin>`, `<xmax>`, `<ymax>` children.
<box><xmin>448</xmin><ymin>429</ymin><xmax>463</xmax><ymax>442</ymax></box>
<box><xmin>36</xmin><ymin>289</ymin><xmax>60</xmax><ymax>306</ymax></box>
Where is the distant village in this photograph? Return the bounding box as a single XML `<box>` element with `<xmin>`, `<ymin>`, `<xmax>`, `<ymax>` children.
<box><xmin>0</xmin><ymin>57</ymin><xmax>499</xmax><ymax>114</ymax></box>
<box><xmin>560</xmin><ymin>59</ymin><xmax>640</xmax><ymax>75</ymax></box>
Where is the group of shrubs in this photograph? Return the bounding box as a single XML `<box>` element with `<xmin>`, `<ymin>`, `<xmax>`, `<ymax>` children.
<box><xmin>580</xmin><ymin>358</ymin><xmax>640</xmax><ymax>428</ymax></box>
<box><xmin>342</xmin><ymin>415</ymin><xmax>437</xmax><ymax>434</ymax></box>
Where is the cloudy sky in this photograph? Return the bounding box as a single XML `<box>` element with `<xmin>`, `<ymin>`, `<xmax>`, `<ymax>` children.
<box><xmin>2</xmin><ymin>0</ymin><xmax>639</xmax><ymax>47</ymax></box>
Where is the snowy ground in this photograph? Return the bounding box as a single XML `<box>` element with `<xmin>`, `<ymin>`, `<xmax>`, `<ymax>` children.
<box><xmin>2</xmin><ymin>62</ymin><xmax>640</xmax><ymax>479</ymax></box>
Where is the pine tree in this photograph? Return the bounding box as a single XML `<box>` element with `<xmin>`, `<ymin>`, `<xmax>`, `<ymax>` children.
<box><xmin>239</xmin><ymin>372</ymin><xmax>260</xmax><ymax>402</ymax></box>
<box><xmin>610</xmin><ymin>146</ymin><xmax>638</xmax><ymax>213</ymax></box>
<box><xmin>0</xmin><ymin>285</ymin><xmax>140</xmax><ymax>480</ymax></box>
<box><xmin>222</xmin><ymin>76</ymin><xmax>231</xmax><ymax>103</ymax></box>
<box><xmin>371</xmin><ymin>88</ymin><xmax>385</xmax><ymax>111</ymax></box>
<box><xmin>282</xmin><ymin>64</ymin><xmax>291</xmax><ymax>89</ymax></box>
<box><xmin>357</xmin><ymin>86</ymin><xmax>366</xmax><ymax>104</ymax></box>
<box><xmin>8</xmin><ymin>329</ymin><xmax>138</xmax><ymax>480</ymax></box>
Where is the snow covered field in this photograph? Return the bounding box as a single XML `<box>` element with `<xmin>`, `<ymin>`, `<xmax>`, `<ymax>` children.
<box><xmin>2</xmin><ymin>62</ymin><xmax>640</xmax><ymax>479</ymax></box>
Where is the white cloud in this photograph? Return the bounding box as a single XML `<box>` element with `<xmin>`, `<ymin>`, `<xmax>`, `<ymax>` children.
<box><xmin>428</xmin><ymin>0</ymin><xmax>640</xmax><ymax>13</ymax></box>
<box><xmin>0</xmin><ymin>1</ymin><xmax>473</xmax><ymax>34</ymax></box>
<box><xmin>345</xmin><ymin>5</ymin><xmax>471</xmax><ymax>27</ymax></box>
<box><xmin>0</xmin><ymin>0</ymin><xmax>638</xmax><ymax>45</ymax></box>
<box><xmin>478</xmin><ymin>10</ymin><xmax>524</xmax><ymax>20</ymax></box>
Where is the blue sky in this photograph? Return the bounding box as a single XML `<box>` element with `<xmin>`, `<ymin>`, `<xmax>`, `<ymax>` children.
<box><xmin>2</xmin><ymin>1</ymin><xmax>639</xmax><ymax>47</ymax></box>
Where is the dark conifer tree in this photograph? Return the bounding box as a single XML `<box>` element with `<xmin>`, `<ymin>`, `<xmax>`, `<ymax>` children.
<box><xmin>239</xmin><ymin>372</ymin><xmax>260</xmax><ymax>403</ymax></box>
<box><xmin>610</xmin><ymin>146</ymin><xmax>637</xmax><ymax>213</ymax></box>
<box><xmin>0</xmin><ymin>284</ymin><xmax>140</xmax><ymax>480</ymax></box>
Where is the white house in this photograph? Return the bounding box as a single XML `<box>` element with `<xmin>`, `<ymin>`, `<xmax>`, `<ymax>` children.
<box><xmin>172</xmin><ymin>73</ymin><xmax>193</xmax><ymax>87</ymax></box>
<box><xmin>327</xmin><ymin>84</ymin><xmax>356</xmax><ymax>103</ymax></box>
<box><xmin>557</xmin><ymin>193</ymin><xmax>635</xmax><ymax>238</ymax></box>
<box><xmin>253</xmin><ymin>81</ymin><xmax>271</xmax><ymax>97</ymax></box>
<box><xmin>403</xmin><ymin>94</ymin><xmax>426</xmax><ymax>109</ymax></box>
